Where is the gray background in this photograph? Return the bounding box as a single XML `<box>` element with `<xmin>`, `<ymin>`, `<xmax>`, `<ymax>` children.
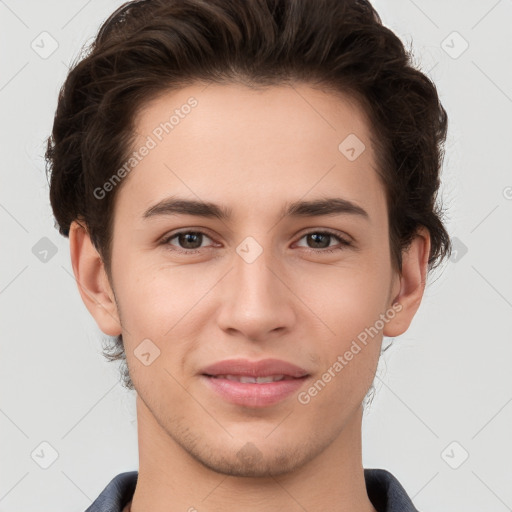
<box><xmin>1</xmin><ymin>0</ymin><xmax>511</xmax><ymax>510</ymax></box>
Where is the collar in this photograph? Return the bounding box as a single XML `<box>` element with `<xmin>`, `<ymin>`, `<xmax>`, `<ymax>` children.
<box><xmin>84</xmin><ymin>468</ymin><xmax>419</xmax><ymax>512</ymax></box>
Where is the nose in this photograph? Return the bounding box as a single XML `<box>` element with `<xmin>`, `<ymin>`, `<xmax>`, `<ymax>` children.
<box><xmin>215</xmin><ymin>240</ymin><xmax>296</xmax><ymax>342</ymax></box>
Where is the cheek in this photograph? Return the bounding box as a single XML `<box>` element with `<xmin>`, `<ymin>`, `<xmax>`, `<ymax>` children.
<box><xmin>117</xmin><ymin>268</ymin><xmax>201</xmax><ymax>390</ymax></box>
<box><xmin>303</xmin><ymin>281</ymin><xmax>384</xmax><ymax>411</ymax></box>
<box><xmin>295</xmin><ymin>262</ymin><xmax>388</xmax><ymax>395</ymax></box>
<box><xmin>297</xmin><ymin>262</ymin><xmax>390</xmax><ymax>340</ymax></box>
<box><xmin>113</xmin><ymin>261</ymin><xmax>219</xmax><ymax>359</ymax></box>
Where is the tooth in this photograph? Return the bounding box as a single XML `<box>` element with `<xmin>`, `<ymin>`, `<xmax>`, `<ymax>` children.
<box><xmin>239</xmin><ymin>376</ymin><xmax>258</xmax><ymax>383</ymax></box>
<box><xmin>240</xmin><ymin>375</ymin><xmax>286</xmax><ymax>383</ymax></box>
<box><xmin>212</xmin><ymin>374</ymin><xmax>289</xmax><ymax>383</ymax></box>
<box><xmin>257</xmin><ymin>376</ymin><xmax>283</xmax><ymax>383</ymax></box>
<box><xmin>255</xmin><ymin>376</ymin><xmax>272</xmax><ymax>383</ymax></box>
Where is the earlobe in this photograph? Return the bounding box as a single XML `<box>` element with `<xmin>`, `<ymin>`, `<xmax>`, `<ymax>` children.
<box><xmin>69</xmin><ymin>220</ymin><xmax>122</xmax><ymax>336</ymax></box>
<box><xmin>383</xmin><ymin>226</ymin><xmax>431</xmax><ymax>338</ymax></box>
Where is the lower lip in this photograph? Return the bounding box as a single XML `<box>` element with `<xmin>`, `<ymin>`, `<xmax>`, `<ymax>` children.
<box><xmin>201</xmin><ymin>375</ymin><xmax>309</xmax><ymax>407</ymax></box>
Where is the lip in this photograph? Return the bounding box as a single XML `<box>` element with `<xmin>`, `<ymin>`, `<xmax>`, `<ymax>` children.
<box><xmin>200</xmin><ymin>358</ymin><xmax>310</xmax><ymax>408</ymax></box>
<box><xmin>200</xmin><ymin>358</ymin><xmax>309</xmax><ymax>378</ymax></box>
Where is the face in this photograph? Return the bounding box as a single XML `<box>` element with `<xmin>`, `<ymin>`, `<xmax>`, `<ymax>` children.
<box><xmin>94</xmin><ymin>82</ymin><xmax>405</xmax><ymax>476</ymax></box>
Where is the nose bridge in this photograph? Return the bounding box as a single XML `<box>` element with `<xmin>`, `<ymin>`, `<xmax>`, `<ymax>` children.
<box><xmin>232</xmin><ymin>234</ymin><xmax>282</xmax><ymax>303</ymax></box>
<box><xmin>216</xmin><ymin>233</ymin><xmax>294</xmax><ymax>338</ymax></box>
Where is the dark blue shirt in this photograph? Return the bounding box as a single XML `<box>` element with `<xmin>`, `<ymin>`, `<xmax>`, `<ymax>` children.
<box><xmin>84</xmin><ymin>468</ymin><xmax>420</xmax><ymax>512</ymax></box>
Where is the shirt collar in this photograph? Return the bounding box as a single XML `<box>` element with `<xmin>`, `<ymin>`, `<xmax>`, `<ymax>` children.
<box><xmin>84</xmin><ymin>468</ymin><xmax>419</xmax><ymax>512</ymax></box>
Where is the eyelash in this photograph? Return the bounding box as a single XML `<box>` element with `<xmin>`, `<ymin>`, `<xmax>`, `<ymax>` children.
<box><xmin>160</xmin><ymin>229</ymin><xmax>353</xmax><ymax>255</ymax></box>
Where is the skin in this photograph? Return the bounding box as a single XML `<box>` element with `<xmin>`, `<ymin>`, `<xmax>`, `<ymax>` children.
<box><xmin>69</xmin><ymin>82</ymin><xmax>430</xmax><ymax>512</ymax></box>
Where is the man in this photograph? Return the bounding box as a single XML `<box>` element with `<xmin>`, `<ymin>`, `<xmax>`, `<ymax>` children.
<box><xmin>45</xmin><ymin>0</ymin><xmax>451</xmax><ymax>510</ymax></box>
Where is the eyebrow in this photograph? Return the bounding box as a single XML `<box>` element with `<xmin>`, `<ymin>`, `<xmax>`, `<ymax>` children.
<box><xmin>142</xmin><ymin>196</ymin><xmax>370</xmax><ymax>222</ymax></box>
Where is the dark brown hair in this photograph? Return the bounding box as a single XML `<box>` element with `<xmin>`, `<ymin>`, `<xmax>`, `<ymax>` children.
<box><xmin>45</xmin><ymin>0</ymin><xmax>451</xmax><ymax>390</ymax></box>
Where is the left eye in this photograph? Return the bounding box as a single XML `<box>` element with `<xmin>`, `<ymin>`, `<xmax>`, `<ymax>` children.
<box><xmin>161</xmin><ymin>230</ymin><xmax>351</xmax><ymax>254</ymax></box>
<box><xmin>295</xmin><ymin>231</ymin><xmax>352</xmax><ymax>251</ymax></box>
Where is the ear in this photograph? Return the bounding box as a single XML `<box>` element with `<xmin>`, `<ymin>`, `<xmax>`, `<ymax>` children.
<box><xmin>383</xmin><ymin>226</ymin><xmax>431</xmax><ymax>337</ymax></box>
<box><xmin>69</xmin><ymin>220</ymin><xmax>122</xmax><ymax>336</ymax></box>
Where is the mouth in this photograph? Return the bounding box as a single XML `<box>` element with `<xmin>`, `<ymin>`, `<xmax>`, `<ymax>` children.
<box><xmin>200</xmin><ymin>357</ymin><xmax>310</xmax><ymax>379</ymax></box>
<box><xmin>203</xmin><ymin>374</ymin><xmax>302</xmax><ymax>383</ymax></box>
<box><xmin>199</xmin><ymin>359</ymin><xmax>310</xmax><ymax>407</ymax></box>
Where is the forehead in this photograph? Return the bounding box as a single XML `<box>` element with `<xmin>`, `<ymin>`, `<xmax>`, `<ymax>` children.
<box><xmin>116</xmin><ymin>82</ymin><xmax>385</xmax><ymax>223</ymax></box>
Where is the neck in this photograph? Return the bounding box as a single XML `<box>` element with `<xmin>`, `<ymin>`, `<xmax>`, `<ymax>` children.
<box><xmin>129</xmin><ymin>396</ymin><xmax>376</xmax><ymax>512</ymax></box>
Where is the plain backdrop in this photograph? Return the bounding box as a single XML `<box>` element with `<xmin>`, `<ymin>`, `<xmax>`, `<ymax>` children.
<box><xmin>1</xmin><ymin>0</ymin><xmax>511</xmax><ymax>510</ymax></box>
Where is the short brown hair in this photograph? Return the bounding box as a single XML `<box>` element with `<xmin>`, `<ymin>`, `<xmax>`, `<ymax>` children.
<box><xmin>45</xmin><ymin>0</ymin><xmax>451</xmax><ymax>389</ymax></box>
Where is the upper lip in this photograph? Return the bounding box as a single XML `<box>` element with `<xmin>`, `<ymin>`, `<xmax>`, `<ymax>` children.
<box><xmin>201</xmin><ymin>358</ymin><xmax>309</xmax><ymax>378</ymax></box>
